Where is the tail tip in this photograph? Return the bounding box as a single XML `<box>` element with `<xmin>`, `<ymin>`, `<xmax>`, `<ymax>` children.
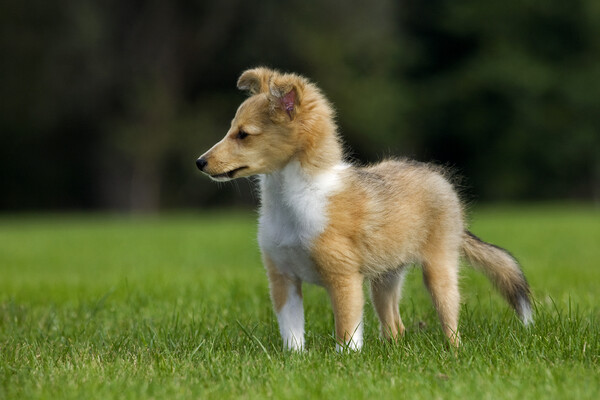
<box><xmin>519</xmin><ymin>297</ymin><xmax>534</xmax><ymax>326</ymax></box>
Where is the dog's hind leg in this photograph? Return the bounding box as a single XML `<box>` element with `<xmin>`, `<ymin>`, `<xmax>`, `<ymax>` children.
<box><xmin>422</xmin><ymin>250</ymin><xmax>461</xmax><ymax>347</ymax></box>
<box><xmin>370</xmin><ymin>269</ymin><xmax>407</xmax><ymax>340</ymax></box>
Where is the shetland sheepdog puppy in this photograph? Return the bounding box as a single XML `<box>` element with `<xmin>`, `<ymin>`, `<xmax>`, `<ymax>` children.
<box><xmin>196</xmin><ymin>67</ymin><xmax>532</xmax><ymax>351</ymax></box>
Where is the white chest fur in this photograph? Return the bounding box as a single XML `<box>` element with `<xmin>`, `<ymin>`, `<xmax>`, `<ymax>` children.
<box><xmin>258</xmin><ymin>161</ymin><xmax>346</xmax><ymax>285</ymax></box>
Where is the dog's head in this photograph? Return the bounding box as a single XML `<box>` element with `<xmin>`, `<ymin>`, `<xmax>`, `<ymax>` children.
<box><xmin>196</xmin><ymin>67</ymin><xmax>309</xmax><ymax>181</ymax></box>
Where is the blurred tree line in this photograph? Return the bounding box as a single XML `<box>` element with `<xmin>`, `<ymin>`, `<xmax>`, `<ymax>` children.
<box><xmin>1</xmin><ymin>0</ymin><xmax>598</xmax><ymax>211</ymax></box>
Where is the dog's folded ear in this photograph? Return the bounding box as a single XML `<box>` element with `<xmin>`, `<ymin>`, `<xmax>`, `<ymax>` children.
<box><xmin>237</xmin><ymin>67</ymin><xmax>273</xmax><ymax>95</ymax></box>
<box><xmin>269</xmin><ymin>74</ymin><xmax>305</xmax><ymax>121</ymax></box>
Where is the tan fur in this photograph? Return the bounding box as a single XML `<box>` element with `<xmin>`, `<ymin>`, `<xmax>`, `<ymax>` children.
<box><xmin>371</xmin><ymin>270</ymin><xmax>406</xmax><ymax>339</ymax></box>
<box><xmin>198</xmin><ymin>67</ymin><xmax>532</xmax><ymax>350</ymax></box>
<box><xmin>309</xmin><ymin>161</ymin><xmax>466</xmax><ymax>346</ymax></box>
<box><xmin>264</xmin><ymin>255</ymin><xmax>302</xmax><ymax>313</ymax></box>
<box><xmin>200</xmin><ymin>69</ymin><xmax>341</xmax><ymax>180</ymax></box>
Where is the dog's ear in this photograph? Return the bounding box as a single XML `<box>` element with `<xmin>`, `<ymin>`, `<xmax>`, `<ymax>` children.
<box><xmin>237</xmin><ymin>67</ymin><xmax>273</xmax><ymax>95</ymax></box>
<box><xmin>269</xmin><ymin>74</ymin><xmax>304</xmax><ymax>121</ymax></box>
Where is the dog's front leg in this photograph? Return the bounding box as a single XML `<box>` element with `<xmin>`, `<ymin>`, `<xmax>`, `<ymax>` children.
<box><xmin>327</xmin><ymin>273</ymin><xmax>364</xmax><ymax>352</ymax></box>
<box><xmin>264</xmin><ymin>256</ymin><xmax>304</xmax><ymax>351</ymax></box>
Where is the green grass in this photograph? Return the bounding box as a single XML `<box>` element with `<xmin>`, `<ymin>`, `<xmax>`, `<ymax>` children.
<box><xmin>1</xmin><ymin>205</ymin><xmax>599</xmax><ymax>399</ymax></box>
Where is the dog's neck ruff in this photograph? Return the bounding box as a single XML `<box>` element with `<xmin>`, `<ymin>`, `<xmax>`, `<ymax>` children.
<box><xmin>259</xmin><ymin>160</ymin><xmax>347</xmax><ymax>246</ymax></box>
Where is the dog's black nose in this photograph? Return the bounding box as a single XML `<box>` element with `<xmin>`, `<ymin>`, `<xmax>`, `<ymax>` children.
<box><xmin>196</xmin><ymin>158</ymin><xmax>208</xmax><ymax>171</ymax></box>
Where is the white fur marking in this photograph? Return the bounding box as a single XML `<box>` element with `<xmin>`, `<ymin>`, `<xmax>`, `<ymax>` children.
<box><xmin>277</xmin><ymin>284</ymin><xmax>305</xmax><ymax>351</ymax></box>
<box><xmin>211</xmin><ymin>175</ymin><xmax>233</xmax><ymax>183</ymax></box>
<box><xmin>335</xmin><ymin>319</ymin><xmax>364</xmax><ymax>352</ymax></box>
<box><xmin>520</xmin><ymin>298</ymin><xmax>534</xmax><ymax>326</ymax></box>
<box><xmin>258</xmin><ymin>161</ymin><xmax>345</xmax><ymax>285</ymax></box>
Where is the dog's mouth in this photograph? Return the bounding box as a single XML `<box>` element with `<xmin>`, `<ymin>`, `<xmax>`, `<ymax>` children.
<box><xmin>210</xmin><ymin>166</ymin><xmax>249</xmax><ymax>181</ymax></box>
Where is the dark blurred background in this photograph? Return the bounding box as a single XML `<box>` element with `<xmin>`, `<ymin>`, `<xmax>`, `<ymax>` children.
<box><xmin>1</xmin><ymin>0</ymin><xmax>599</xmax><ymax>212</ymax></box>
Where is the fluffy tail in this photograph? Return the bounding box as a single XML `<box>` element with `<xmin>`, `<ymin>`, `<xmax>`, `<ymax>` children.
<box><xmin>462</xmin><ymin>231</ymin><xmax>533</xmax><ymax>325</ymax></box>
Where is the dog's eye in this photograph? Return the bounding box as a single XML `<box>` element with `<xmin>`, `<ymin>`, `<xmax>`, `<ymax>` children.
<box><xmin>236</xmin><ymin>130</ymin><xmax>249</xmax><ymax>140</ymax></box>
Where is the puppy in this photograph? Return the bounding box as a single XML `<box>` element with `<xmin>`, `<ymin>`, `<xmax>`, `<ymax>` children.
<box><xmin>197</xmin><ymin>67</ymin><xmax>532</xmax><ymax>351</ymax></box>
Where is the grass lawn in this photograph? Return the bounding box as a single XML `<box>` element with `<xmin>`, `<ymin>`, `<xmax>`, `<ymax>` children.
<box><xmin>1</xmin><ymin>205</ymin><xmax>599</xmax><ymax>399</ymax></box>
